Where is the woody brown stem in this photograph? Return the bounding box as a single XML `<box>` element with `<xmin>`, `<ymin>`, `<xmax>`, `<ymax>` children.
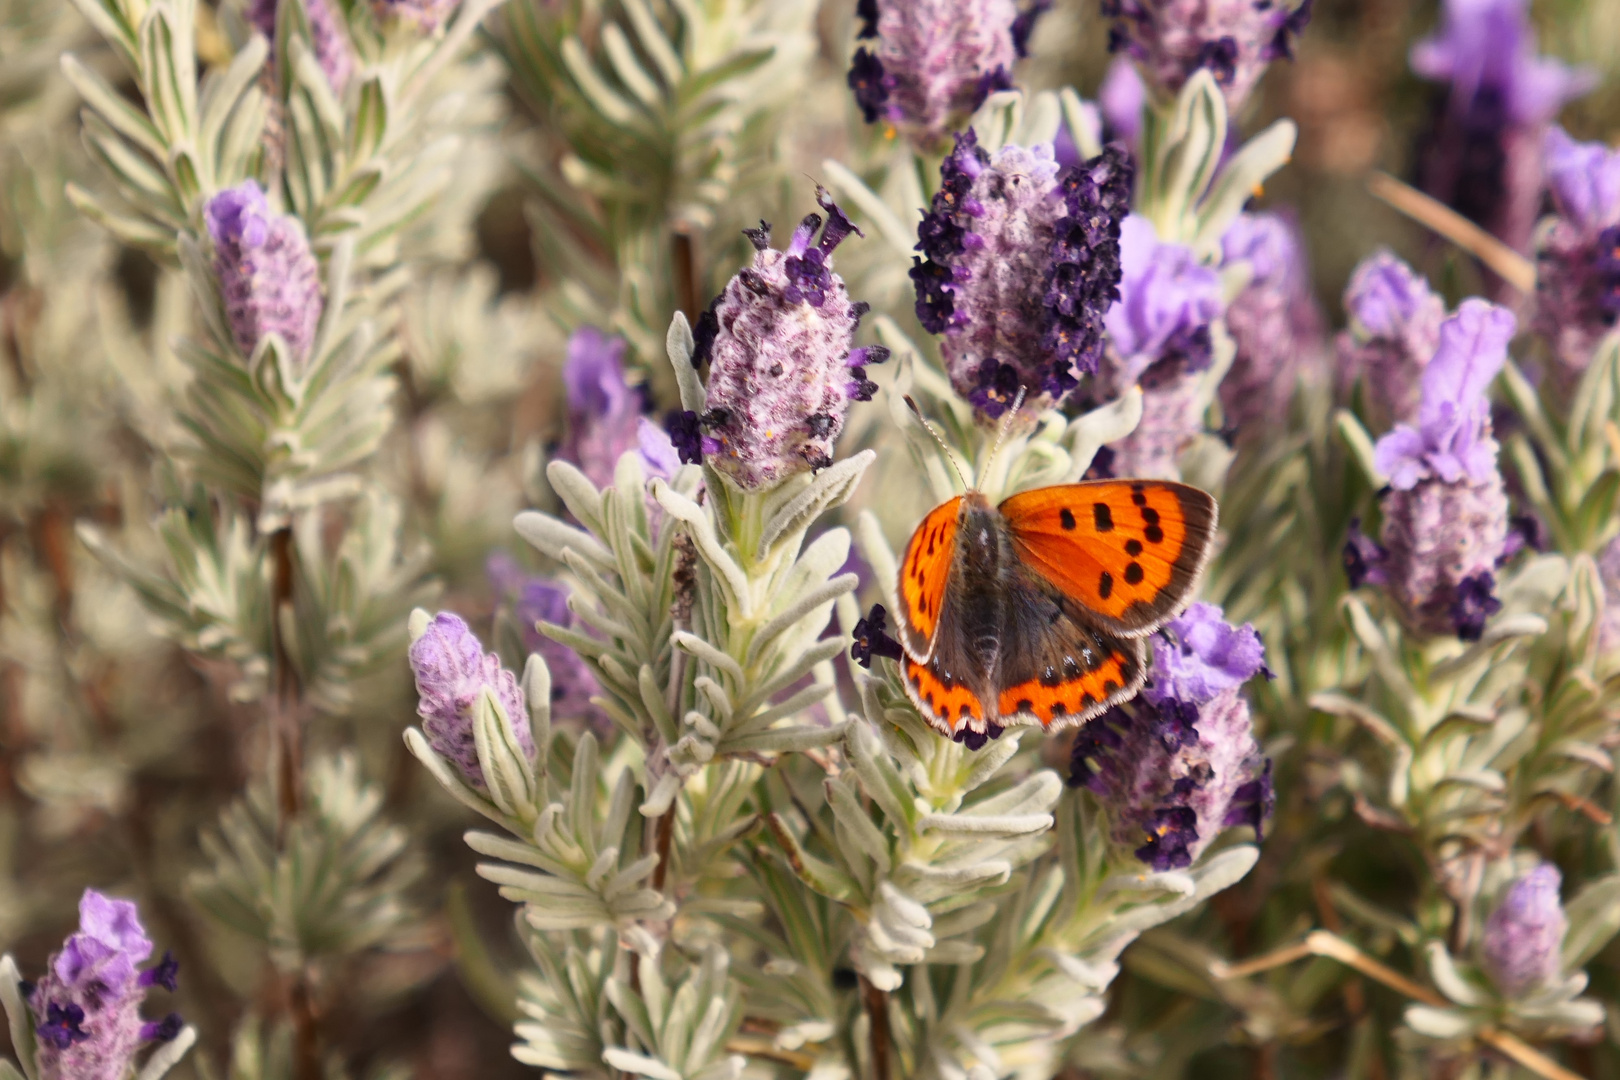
<box><xmin>672</xmin><ymin>228</ymin><xmax>701</xmax><ymax>322</ymax></box>
<box><xmin>858</xmin><ymin>975</ymin><xmax>892</xmax><ymax>1080</ymax></box>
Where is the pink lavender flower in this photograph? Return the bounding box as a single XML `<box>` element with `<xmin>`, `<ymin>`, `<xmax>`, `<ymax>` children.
<box><xmin>487</xmin><ymin>554</ymin><xmax>609</xmax><ymax>734</ymax></box>
<box><xmin>1365</xmin><ymin>300</ymin><xmax>1514</xmax><ymax>640</ymax></box>
<box><xmin>1481</xmin><ymin>863</ymin><xmax>1567</xmax><ymax>997</ymax></box>
<box><xmin>1411</xmin><ymin>0</ymin><xmax>1594</xmax><ymax>256</ymax></box>
<box><xmin>558</xmin><ymin>327</ymin><xmax>644</xmax><ymax>490</ymax></box>
<box><xmin>245</xmin><ymin>0</ymin><xmax>355</xmax><ymax>92</ymax></box>
<box><xmin>204</xmin><ymin>181</ymin><xmax>323</xmax><ymax>369</ymax></box>
<box><xmin>847</xmin><ymin>0</ymin><xmax>1048</xmax><ymax>146</ymax></box>
<box><xmin>1337</xmin><ymin>250</ymin><xmax>1447</xmax><ymax>432</ymax></box>
<box><xmin>27</xmin><ymin>890</ymin><xmax>181</xmax><ymax>1080</ymax></box>
<box><xmin>408</xmin><ymin>612</ymin><xmax>533</xmax><ymax>788</ymax></box>
<box><xmin>1218</xmin><ymin>212</ymin><xmax>1326</xmax><ymax>440</ymax></box>
<box><xmin>1102</xmin><ymin>0</ymin><xmax>1312</xmax><ymax>112</ymax></box>
<box><xmin>1098</xmin><ymin>214</ymin><xmax>1224</xmax><ymax>477</ymax></box>
<box><xmin>1069</xmin><ymin>602</ymin><xmax>1271</xmax><ymax>871</ymax></box>
<box><xmin>685</xmin><ymin>192</ymin><xmax>883</xmax><ymax>490</ymax></box>
<box><xmin>912</xmin><ymin>132</ymin><xmax>1133</xmax><ymax>420</ymax></box>
<box><xmin>371</xmin><ymin>0</ymin><xmax>461</xmax><ymax>31</ymax></box>
<box><xmin>1532</xmin><ymin>128</ymin><xmax>1620</xmax><ymax>392</ymax></box>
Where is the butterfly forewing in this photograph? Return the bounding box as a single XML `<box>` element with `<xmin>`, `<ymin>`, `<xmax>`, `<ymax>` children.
<box><xmin>896</xmin><ymin>495</ymin><xmax>961</xmax><ymax>659</ymax></box>
<box><xmin>998</xmin><ymin>480</ymin><xmax>1217</xmax><ymax>637</ymax></box>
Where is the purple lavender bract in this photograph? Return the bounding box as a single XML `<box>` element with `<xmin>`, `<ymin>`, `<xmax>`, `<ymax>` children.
<box><xmin>1337</xmin><ymin>250</ymin><xmax>1447</xmax><ymax>431</ymax></box>
<box><xmin>1218</xmin><ymin>212</ymin><xmax>1326</xmax><ymax>440</ymax></box>
<box><xmin>488</xmin><ymin>553</ymin><xmax>611</xmax><ymax>735</ymax></box>
<box><xmin>697</xmin><ymin>192</ymin><xmax>879</xmax><ymax>490</ymax></box>
<box><xmin>28</xmin><ymin>890</ymin><xmax>181</xmax><ymax>1080</ymax></box>
<box><xmin>245</xmin><ymin>0</ymin><xmax>356</xmax><ymax>92</ymax></box>
<box><xmin>204</xmin><ymin>181</ymin><xmax>323</xmax><ymax>369</ymax></box>
<box><xmin>409</xmin><ymin>612</ymin><xmax>534</xmax><ymax>788</ymax></box>
<box><xmin>1069</xmin><ymin>602</ymin><xmax>1271</xmax><ymax>871</ymax></box>
<box><xmin>1103</xmin><ymin>0</ymin><xmax>1312</xmax><ymax>111</ymax></box>
<box><xmin>559</xmin><ymin>327</ymin><xmax>642</xmax><ymax>490</ymax></box>
<box><xmin>1533</xmin><ymin>127</ymin><xmax>1620</xmax><ymax>392</ymax></box>
<box><xmin>847</xmin><ymin>0</ymin><xmax>1041</xmax><ymax>146</ymax></box>
<box><xmin>1098</xmin><ymin>214</ymin><xmax>1224</xmax><ymax>477</ymax></box>
<box><xmin>1411</xmin><ymin>0</ymin><xmax>1594</xmax><ymax>255</ymax></box>
<box><xmin>912</xmin><ymin>132</ymin><xmax>1132</xmax><ymax>420</ymax></box>
<box><xmin>1481</xmin><ymin>863</ymin><xmax>1567</xmax><ymax>997</ymax></box>
<box><xmin>1370</xmin><ymin>300</ymin><xmax>1514</xmax><ymax>640</ymax></box>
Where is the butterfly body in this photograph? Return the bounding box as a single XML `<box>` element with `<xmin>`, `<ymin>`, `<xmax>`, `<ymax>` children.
<box><xmin>893</xmin><ymin>480</ymin><xmax>1217</xmax><ymax>746</ymax></box>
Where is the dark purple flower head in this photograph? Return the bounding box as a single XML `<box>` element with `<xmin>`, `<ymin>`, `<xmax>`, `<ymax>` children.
<box><xmin>1142</xmin><ymin>602</ymin><xmax>1266</xmax><ymax>709</ymax></box>
<box><xmin>29</xmin><ymin>890</ymin><xmax>182</xmax><ymax>1080</ymax></box>
<box><xmin>371</xmin><ymin>0</ymin><xmax>461</xmax><ymax>31</ymax></box>
<box><xmin>1218</xmin><ymin>212</ymin><xmax>1326</xmax><ymax>439</ymax></box>
<box><xmin>1411</xmin><ymin>0</ymin><xmax>1594</xmax><ymax>254</ymax></box>
<box><xmin>204</xmin><ymin>181</ymin><xmax>323</xmax><ymax>369</ymax></box>
<box><xmin>408</xmin><ymin>612</ymin><xmax>533</xmax><ymax>788</ymax></box>
<box><xmin>1338</xmin><ymin>251</ymin><xmax>1447</xmax><ymax>430</ymax></box>
<box><xmin>558</xmin><ymin>327</ymin><xmax>644</xmax><ymax>490</ymax></box>
<box><xmin>1481</xmin><ymin>863</ymin><xmax>1567</xmax><ymax>997</ymax></box>
<box><xmin>850</xmin><ymin>604</ymin><xmax>905</xmax><ymax>669</ymax></box>
<box><xmin>1373</xmin><ymin>300</ymin><xmax>1513</xmax><ymax>491</ymax></box>
<box><xmin>914</xmin><ymin>134</ymin><xmax>1133</xmax><ymax>420</ymax></box>
<box><xmin>848</xmin><ymin>0</ymin><xmax>1044</xmax><ymax>145</ymax></box>
<box><xmin>1342</xmin><ymin>518</ymin><xmax>1388</xmax><ymax>590</ymax></box>
<box><xmin>245</xmin><ymin>0</ymin><xmax>355</xmax><ymax>92</ymax></box>
<box><xmin>487</xmin><ymin>555</ymin><xmax>609</xmax><ymax>733</ymax></box>
<box><xmin>1103</xmin><ymin>0</ymin><xmax>1312</xmax><ymax>111</ymax></box>
<box><xmin>698</xmin><ymin>193</ymin><xmax>878</xmax><ymax>490</ymax></box>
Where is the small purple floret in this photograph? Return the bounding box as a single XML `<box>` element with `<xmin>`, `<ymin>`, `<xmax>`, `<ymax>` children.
<box><xmin>1481</xmin><ymin>864</ymin><xmax>1567</xmax><ymax>997</ymax></box>
<box><xmin>408</xmin><ymin>612</ymin><xmax>533</xmax><ymax>789</ymax></box>
<box><xmin>204</xmin><ymin>181</ymin><xmax>323</xmax><ymax>369</ymax></box>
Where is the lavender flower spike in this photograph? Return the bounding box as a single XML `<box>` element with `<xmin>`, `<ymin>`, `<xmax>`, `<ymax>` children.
<box><xmin>1533</xmin><ymin>128</ymin><xmax>1620</xmax><ymax>392</ymax></box>
<box><xmin>245</xmin><ymin>0</ymin><xmax>356</xmax><ymax>93</ymax></box>
<box><xmin>1103</xmin><ymin>0</ymin><xmax>1312</xmax><ymax>112</ymax></box>
<box><xmin>28</xmin><ymin>890</ymin><xmax>183</xmax><ymax>1080</ymax></box>
<box><xmin>912</xmin><ymin>132</ymin><xmax>1133</xmax><ymax>421</ymax></box>
<box><xmin>409</xmin><ymin>612</ymin><xmax>534</xmax><ymax>788</ymax></box>
<box><xmin>1371</xmin><ymin>300</ymin><xmax>1514</xmax><ymax>640</ymax></box>
<box><xmin>1218</xmin><ymin>212</ymin><xmax>1326</xmax><ymax>440</ymax></box>
<box><xmin>695</xmin><ymin>190</ymin><xmax>883</xmax><ymax>490</ymax></box>
<box><xmin>1337</xmin><ymin>250</ymin><xmax>1447</xmax><ymax>431</ymax></box>
<box><xmin>559</xmin><ymin>327</ymin><xmax>642</xmax><ymax>490</ymax></box>
<box><xmin>1069</xmin><ymin>603</ymin><xmax>1271</xmax><ymax>871</ymax></box>
<box><xmin>847</xmin><ymin>0</ymin><xmax>1048</xmax><ymax>147</ymax></box>
<box><xmin>487</xmin><ymin>553</ymin><xmax>609</xmax><ymax>734</ymax></box>
<box><xmin>205</xmin><ymin>181</ymin><xmax>323</xmax><ymax>370</ymax></box>
<box><xmin>1481</xmin><ymin>863</ymin><xmax>1567</xmax><ymax>997</ymax></box>
<box><xmin>1098</xmin><ymin>214</ymin><xmax>1224</xmax><ymax>477</ymax></box>
<box><xmin>1411</xmin><ymin>0</ymin><xmax>1595</xmax><ymax>255</ymax></box>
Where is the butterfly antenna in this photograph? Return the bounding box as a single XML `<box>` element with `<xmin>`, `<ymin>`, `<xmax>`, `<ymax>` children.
<box><xmin>976</xmin><ymin>386</ymin><xmax>1026</xmax><ymax>489</ymax></box>
<box><xmin>903</xmin><ymin>396</ymin><xmax>971</xmax><ymax>491</ymax></box>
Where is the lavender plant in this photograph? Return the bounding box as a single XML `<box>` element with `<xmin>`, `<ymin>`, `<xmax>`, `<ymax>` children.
<box><xmin>4</xmin><ymin>0</ymin><xmax>1620</xmax><ymax>1078</ymax></box>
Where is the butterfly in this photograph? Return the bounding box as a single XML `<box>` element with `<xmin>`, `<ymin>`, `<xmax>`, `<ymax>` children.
<box><xmin>890</xmin><ymin>480</ymin><xmax>1217</xmax><ymax>747</ymax></box>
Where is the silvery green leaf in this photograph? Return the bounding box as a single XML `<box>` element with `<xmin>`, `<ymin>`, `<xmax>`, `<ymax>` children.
<box><xmin>1403</xmin><ymin>1005</ymin><xmax>1478</xmax><ymax>1040</ymax></box>
<box><xmin>1334</xmin><ymin>409</ymin><xmax>1384</xmax><ymax>488</ymax></box>
<box><xmin>406</xmin><ymin>729</ymin><xmax>523</xmax><ymax>833</ymax></box>
<box><xmin>1059</xmin><ymin>86</ymin><xmax>1103</xmax><ymax>161</ymax></box>
<box><xmin>0</xmin><ymin>1061</ymin><xmax>24</xmax><ymax>1080</ymax></box>
<box><xmin>1191</xmin><ymin>119</ymin><xmax>1297</xmax><ymax>256</ymax></box>
<box><xmin>756</xmin><ymin>452</ymin><xmax>874</xmax><ymax>560</ymax></box>
<box><xmin>1561</xmin><ymin>873</ymin><xmax>1620</xmax><ymax>970</ymax></box>
<box><xmin>1189</xmin><ymin>846</ymin><xmax>1261</xmax><ymax>900</ymax></box>
<box><xmin>0</xmin><ymin>956</ymin><xmax>36</xmax><ymax>1080</ymax></box>
<box><xmin>134</xmin><ymin>1025</ymin><xmax>197</xmax><ymax>1080</ymax></box>
<box><xmin>666</xmin><ymin>312</ymin><xmax>706</xmax><ymax>413</ymax></box>
<box><xmin>1424</xmin><ymin>942</ymin><xmax>1489</xmax><ymax>1007</ymax></box>
<box><xmin>1062</xmin><ymin>389</ymin><xmax>1143</xmax><ymax>483</ymax></box>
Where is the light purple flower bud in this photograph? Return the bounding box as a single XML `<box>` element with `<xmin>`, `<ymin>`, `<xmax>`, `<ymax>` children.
<box><xmin>1069</xmin><ymin>603</ymin><xmax>1270</xmax><ymax>871</ymax></box>
<box><xmin>1099</xmin><ymin>57</ymin><xmax>1146</xmax><ymax>153</ymax></box>
<box><xmin>204</xmin><ymin>181</ymin><xmax>323</xmax><ymax>369</ymax></box>
<box><xmin>847</xmin><ymin>0</ymin><xmax>1046</xmax><ymax>147</ymax></box>
<box><xmin>245</xmin><ymin>0</ymin><xmax>356</xmax><ymax>93</ymax></box>
<box><xmin>408</xmin><ymin>612</ymin><xmax>533</xmax><ymax>788</ymax></box>
<box><xmin>1373</xmin><ymin>300</ymin><xmax>1513</xmax><ymax>491</ymax></box>
<box><xmin>1532</xmin><ymin>129</ymin><xmax>1620</xmax><ymax>391</ymax></box>
<box><xmin>912</xmin><ymin>134</ymin><xmax>1133</xmax><ymax>420</ymax></box>
<box><xmin>29</xmin><ymin>890</ymin><xmax>181</xmax><ymax>1080</ymax></box>
<box><xmin>371</xmin><ymin>0</ymin><xmax>461</xmax><ymax>31</ymax></box>
<box><xmin>1098</xmin><ymin>214</ymin><xmax>1224</xmax><ymax>477</ymax></box>
<box><xmin>1411</xmin><ymin>0</ymin><xmax>1594</xmax><ymax>254</ymax></box>
<box><xmin>1481</xmin><ymin>864</ymin><xmax>1567</xmax><ymax>997</ymax></box>
<box><xmin>1338</xmin><ymin>251</ymin><xmax>1447</xmax><ymax>431</ymax></box>
<box><xmin>694</xmin><ymin>191</ymin><xmax>878</xmax><ymax>490</ymax></box>
<box><xmin>487</xmin><ymin>554</ymin><xmax>609</xmax><ymax>734</ymax></box>
<box><xmin>636</xmin><ymin>417</ymin><xmax>681</xmax><ymax>482</ymax></box>
<box><xmin>1218</xmin><ymin>212</ymin><xmax>1327</xmax><ymax>439</ymax></box>
<box><xmin>559</xmin><ymin>327</ymin><xmax>642</xmax><ymax>490</ymax></box>
<box><xmin>1103</xmin><ymin>0</ymin><xmax>1312</xmax><ymax>112</ymax></box>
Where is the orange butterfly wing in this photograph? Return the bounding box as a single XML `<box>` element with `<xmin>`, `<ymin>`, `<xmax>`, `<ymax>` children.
<box><xmin>895</xmin><ymin>495</ymin><xmax>961</xmax><ymax>658</ymax></box>
<box><xmin>998</xmin><ymin>480</ymin><xmax>1217</xmax><ymax>636</ymax></box>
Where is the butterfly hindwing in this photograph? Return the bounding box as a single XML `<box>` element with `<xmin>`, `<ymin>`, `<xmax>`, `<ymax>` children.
<box><xmin>896</xmin><ymin>495</ymin><xmax>962</xmax><ymax>659</ymax></box>
<box><xmin>998</xmin><ymin>480</ymin><xmax>1216</xmax><ymax>637</ymax></box>
<box><xmin>993</xmin><ymin>570</ymin><xmax>1146</xmax><ymax>730</ymax></box>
